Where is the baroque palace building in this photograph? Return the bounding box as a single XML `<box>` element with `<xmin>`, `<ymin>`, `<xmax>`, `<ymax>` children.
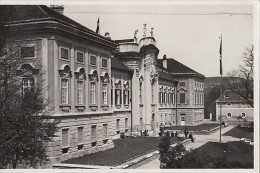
<box><xmin>4</xmin><ymin>5</ymin><xmax>205</xmax><ymax>162</ymax></box>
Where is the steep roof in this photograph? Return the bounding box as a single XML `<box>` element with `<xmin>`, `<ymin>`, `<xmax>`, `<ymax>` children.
<box><xmin>4</xmin><ymin>5</ymin><xmax>114</xmax><ymax>43</ymax></box>
<box><xmin>216</xmin><ymin>90</ymin><xmax>247</xmax><ymax>103</ymax></box>
<box><xmin>158</xmin><ymin>70</ymin><xmax>177</xmax><ymax>83</ymax></box>
<box><xmin>158</xmin><ymin>58</ymin><xmax>205</xmax><ymax>78</ymax></box>
<box><xmin>111</xmin><ymin>57</ymin><xmax>131</xmax><ymax>73</ymax></box>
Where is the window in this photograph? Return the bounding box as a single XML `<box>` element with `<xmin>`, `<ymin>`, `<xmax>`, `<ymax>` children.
<box><xmin>61</xmin><ymin>79</ymin><xmax>69</xmax><ymax>104</ymax></box>
<box><xmin>90</xmin><ymin>55</ymin><xmax>96</xmax><ymax>65</ymax></box>
<box><xmin>179</xmin><ymin>81</ymin><xmax>185</xmax><ymax>87</ymax></box>
<box><xmin>164</xmin><ymin>91</ymin><xmax>167</xmax><ymax>104</ymax></box>
<box><xmin>226</xmin><ymin>102</ymin><xmax>232</xmax><ymax>106</ymax></box>
<box><xmin>21</xmin><ymin>46</ymin><xmax>35</xmax><ymax>57</ymax></box>
<box><xmin>77</xmin><ymin>81</ymin><xmax>83</xmax><ymax>105</ymax></box>
<box><xmin>62</xmin><ymin>128</ymin><xmax>69</xmax><ymax>147</ymax></box>
<box><xmin>115</xmin><ymin>89</ymin><xmax>122</xmax><ymax>105</ymax></box>
<box><xmin>241</xmin><ymin>113</ymin><xmax>246</xmax><ymax>118</ymax></box>
<box><xmin>90</xmin><ymin>82</ymin><xmax>96</xmax><ymax>104</ymax></box>
<box><xmin>103</xmin><ymin>124</ymin><xmax>108</xmax><ymax>138</ymax></box>
<box><xmin>101</xmin><ymin>84</ymin><xmax>108</xmax><ymax>105</ymax></box>
<box><xmin>116</xmin><ymin>119</ymin><xmax>120</xmax><ymax>131</ymax></box>
<box><xmin>91</xmin><ymin>125</ymin><xmax>97</xmax><ymax>141</ymax></box>
<box><xmin>139</xmin><ymin>82</ymin><xmax>142</xmax><ymax>104</ymax></box>
<box><xmin>77</xmin><ymin>127</ymin><xmax>83</xmax><ymax>144</ymax></box>
<box><xmin>172</xmin><ymin>93</ymin><xmax>175</xmax><ymax>104</ymax></box>
<box><xmin>22</xmin><ymin>78</ymin><xmax>34</xmax><ymax>95</ymax></box>
<box><xmin>111</xmin><ymin>81</ymin><xmax>113</xmax><ymax>106</ymax></box>
<box><xmin>227</xmin><ymin>112</ymin><xmax>232</xmax><ymax>118</ymax></box>
<box><xmin>102</xmin><ymin>58</ymin><xmax>108</xmax><ymax>68</ymax></box>
<box><xmin>76</xmin><ymin>51</ymin><xmax>84</xmax><ymax>63</ymax></box>
<box><xmin>180</xmin><ymin>93</ymin><xmax>186</xmax><ymax>104</ymax></box>
<box><xmin>124</xmin><ymin>89</ymin><xmax>129</xmax><ymax>105</ymax></box>
<box><xmin>140</xmin><ymin>118</ymin><xmax>143</xmax><ymax>129</ymax></box>
<box><xmin>151</xmin><ymin>84</ymin><xmax>154</xmax><ymax>104</ymax></box>
<box><xmin>61</xmin><ymin>48</ymin><xmax>69</xmax><ymax>60</ymax></box>
<box><xmin>168</xmin><ymin>93</ymin><xmax>171</xmax><ymax>104</ymax></box>
<box><xmin>125</xmin><ymin>118</ymin><xmax>128</xmax><ymax>129</ymax></box>
<box><xmin>159</xmin><ymin>87</ymin><xmax>163</xmax><ymax>104</ymax></box>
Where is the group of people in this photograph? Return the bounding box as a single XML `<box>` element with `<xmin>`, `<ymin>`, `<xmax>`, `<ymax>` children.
<box><xmin>164</xmin><ymin>131</ymin><xmax>179</xmax><ymax>137</ymax></box>
<box><xmin>140</xmin><ymin>130</ymin><xmax>149</xmax><ymax>136</ymax></box>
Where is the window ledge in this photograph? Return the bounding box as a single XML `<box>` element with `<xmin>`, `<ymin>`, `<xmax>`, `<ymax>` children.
<box><xmin>61</xmin><ymin>146</ymin><xmax>70</xmax><ymax>149</ymax></box>
<box><xmin>60</xmin><ymin>104</ymin><xmax>71</xmax><ymax>107</ymax></box>
<box><xmin>116</xmin><ymin>105</ymin><xmax>121</xmax><ymax>109</ymax></box>
<box><xmin>89</xmin><ymin>105</ymin><xmax>98</xmax><ymax>111</ymax></box>
<box><xmin>76</xmin><ymin>61</ymin><xmax>84</xmax><ymax>65</ymax></box>
<box><xmin>59</xmin><ymin>58</ymin><xmax>70</xmax><ymax>62</ymax></box>
<box><xmin>101</xmin><ymin>105</ymin><xmax>109</xmax><ymax>111</ymax></box>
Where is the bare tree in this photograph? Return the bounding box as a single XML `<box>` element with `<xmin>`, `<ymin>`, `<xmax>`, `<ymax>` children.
<box><xmin>227</xmin><ymin>45</ymin><xmax>254</xmax><ymax>107</ymax></box>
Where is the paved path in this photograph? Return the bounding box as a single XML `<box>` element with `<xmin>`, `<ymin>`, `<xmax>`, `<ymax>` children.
<box><xmin>137</xmin><ymin>125</ymin><xmax>239</xmax><ymax>169</ymax></box>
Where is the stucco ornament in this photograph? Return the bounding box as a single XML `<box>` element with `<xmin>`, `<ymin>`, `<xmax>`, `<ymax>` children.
<box><xmin>134</xmin><ymin>29</ymin><xmax>139</xmax><ymax>42</ymax></box>
<box><xmin>150</xmin><ymin>63</ymin><xmax>158</xmax><ymax>84</ymax></box>
<box><xmin>150</xmin><ymin>27</ymin><xmax>154</xmax><ymax>37</ymax></box>
<box><xmin>143</xmin><ymin>24</ymin><xmax>147</xmax><ymax>37</ymax></box>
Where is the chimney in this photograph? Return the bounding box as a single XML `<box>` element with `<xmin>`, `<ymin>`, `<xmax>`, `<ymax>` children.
<box><xmin>163</xmin><ymin>54</ymin><xmax>167</xmax><ymax>69</ymax></box>
<box><xmin>104</xmin><ymin>32</ymin><xmax>111</xmax><ymax>39</ymax></box>
<box><xmin>50</xmin><ymin>5</ymin><xmax>64</xmax><ymax>15</ymax></box>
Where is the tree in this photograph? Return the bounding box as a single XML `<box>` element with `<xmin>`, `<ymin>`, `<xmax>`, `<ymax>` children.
<box><xmin>158</xmin><ymin>136</ymin><xmax>187</xmax><ymax>169</ymax></box>
<box><xmin>0</xmin><ymin>6</ymin><xmax>59</xmax><ymax>168</ymax></box>
<box><xmin>227</xmin><ymin>45</ymin><xmax>254</xmax><ymax>107</ymax></box>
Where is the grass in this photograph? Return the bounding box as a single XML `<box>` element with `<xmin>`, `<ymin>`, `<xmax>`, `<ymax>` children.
<box><xmin>223</xmin><ymin>126</ymin><xmax>254</xmax><ymax>141</ymax></box>
<box><xmin>63</xmin><ymin>136</ymin><xmax>184</xmax><ymax>166</ymax></box>
<box><xmin>168</xmin><ymin>123</ymin><xmax>220</xmax><ymax>132</ymax></box>
<box><xmin>195</xmin><ymin>141</ymin><xmax>253</xmax><ymax>168</ymax></box>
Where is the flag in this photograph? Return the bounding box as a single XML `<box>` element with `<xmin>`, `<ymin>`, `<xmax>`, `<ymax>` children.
<box><xmin>96</xmin><ymin>18</ymin><xmax>100</xmax><ymax>34</ymax></box>
<box><xmin>219</xmin><ymin>34</ymin><xmax>223</xmax><ymax>75</ymax></box>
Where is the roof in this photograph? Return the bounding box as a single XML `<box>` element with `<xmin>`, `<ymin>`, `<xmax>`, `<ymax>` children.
<box><xmin>216</xmin><ymin>90</ymin><xmax>247</xmax><ymax>103</ymax></box>
<box><xmin>158</xmin><ymin>58</ymin><xmax>205</xmax><ymax>79</ymax></box>
<box><xmin>3</xmin><ymin>5</ymin><xmax>114</xmax><ymax>44</ymax></box>
<box><xmin>158</xmin><ymin>69</ymin><xmax>178</xmax><ymax>83</ymax></box>
<box><xmin>111</xmin><ymin>57</ymin><xmax>131</xmax><ymax>73</ymax></box>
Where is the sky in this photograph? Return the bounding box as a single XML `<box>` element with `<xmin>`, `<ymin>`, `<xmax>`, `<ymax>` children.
<box><xmin>64</xmin><ymin>3</ymin><xmax>254</xmax><ymax>77</ymax></box>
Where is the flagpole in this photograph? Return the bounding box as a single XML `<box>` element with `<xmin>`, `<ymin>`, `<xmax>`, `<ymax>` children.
<box><xmin>219</xmin><ymin>34</ymin><xmax>223</xmax><ymax>143</ymax></box>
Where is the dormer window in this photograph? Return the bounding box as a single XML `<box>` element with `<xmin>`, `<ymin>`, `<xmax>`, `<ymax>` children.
<box><xmin>102</xmin><ymin>58</ymin><xmax>108</xmax><ymax>68</ymax></box>
<box><xmin>60</xmin><ymin>47</ymin><xmax>69</xmax><ymax>60</ymax></box>
<box><xmin>90</xmin><ymin>55</ymin><xmax>96</xmax><ymax>66</ymax></box>
<box><xmin>226</xmin><ymin>103</ymin><xmax>232</xmax><ymax>106</ymax></box>
<box><xmin>76</xmin><ymin>51</ymin><xmax>84</xmax><ymax>63</ymax></box>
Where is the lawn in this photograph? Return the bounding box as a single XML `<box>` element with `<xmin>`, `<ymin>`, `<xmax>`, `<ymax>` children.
<box><xmin>168</xmin><ymin>123</ymin><xmax>220</xmax><ymax>132</ymax></box>
<box><xmin>223</xmin><ymin>126</ymin><xmax>254</xmax><ymax>141</ymax></box>
<box><xmin>63</xmin><ymin>136</ymin><xmax>183</xmax><ymax>166</ymax></box>
<box><xmin>195</xmin><ymin>141</ymin><xmax>253</xmax><ymax>168</ymax></box>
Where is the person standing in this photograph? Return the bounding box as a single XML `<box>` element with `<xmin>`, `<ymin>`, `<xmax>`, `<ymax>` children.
<box><xmin>184</xmin><ymin>128</ymin><xmax>188</xmax><ymax>138</ymax></box>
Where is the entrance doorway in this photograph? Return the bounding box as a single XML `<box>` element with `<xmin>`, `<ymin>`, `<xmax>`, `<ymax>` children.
<box><xmin>151</xmin><ymin>114</ymin><xmax>155</xmax><ymax>131</ymax></box>
<box><xmin>180</xmin><ymin>114</ymin><xmax>185</xmax><ymax>125</ymax></box>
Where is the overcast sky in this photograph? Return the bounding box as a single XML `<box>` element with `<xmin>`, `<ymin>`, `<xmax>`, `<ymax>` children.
<box><xmin>64</xmin><ymin>3</ymin><xmax>254</xmax><ymax>77</ymax></box>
